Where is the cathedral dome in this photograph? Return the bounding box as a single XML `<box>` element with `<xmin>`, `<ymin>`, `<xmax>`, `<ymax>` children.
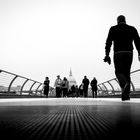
<box><xmin>67</xmin><ymin>69</ymin><xmax>77</xmax><ymax>88</ymax></box>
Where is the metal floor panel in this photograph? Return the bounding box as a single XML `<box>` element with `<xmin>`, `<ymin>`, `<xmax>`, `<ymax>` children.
<box><xmin>0</xmin><ymin>98</ymin><xmax>140</xmax><ymax>140</ymax></box>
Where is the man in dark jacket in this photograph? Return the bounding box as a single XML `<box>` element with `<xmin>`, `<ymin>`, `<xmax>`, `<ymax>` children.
<box><xmin>90</xmin><ymin>77</ymin><xmax>98</xmax><ymax>98</ymax></box>
<box><xmin>43</xmin><ymin>77</ymin><xmax>50</xmax><ymax>97</ymax></box>
<box><xmin>82</xmin><ymin>76</ymin><xmax>90</xmax><ymax>97</ymax></box>
<box><xmin>104</xmin><ymin>15</ymin><xmax>140</xmax><ymax>101</ymax></box>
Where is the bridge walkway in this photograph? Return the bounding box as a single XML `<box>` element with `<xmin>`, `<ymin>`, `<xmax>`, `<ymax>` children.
<box><xmin>0</xmin><ymin>98</ymin><xmax>140</xmax><ymax>140</ymax></box>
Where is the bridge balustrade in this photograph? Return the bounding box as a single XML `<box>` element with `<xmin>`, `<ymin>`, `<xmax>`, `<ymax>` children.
<box><xmin>1</xmin><ymin>69</ymin><xmax>140</xmax><ymax>98</ymax></box>
<box><xmin>97</xmin><ymin>69</ymin><xmax>140</xmax><ymax>97</ymax></box>
<box><xmin>0</xmin><ymin>69</ymin><xmax>44</xmax><ymax>96</ymax></box>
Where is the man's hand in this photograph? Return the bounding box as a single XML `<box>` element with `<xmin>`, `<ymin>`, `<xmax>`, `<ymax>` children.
<box><xmin>103</xmin><ymin>56</ymin><xmax>111</xmax><ymax>65</ymax></box>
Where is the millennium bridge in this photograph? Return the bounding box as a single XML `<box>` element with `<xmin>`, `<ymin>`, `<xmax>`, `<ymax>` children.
<box><xmin>0</xmin><ymin>69</ymin><xmax>140</xmax><ymax>140</ymax></box>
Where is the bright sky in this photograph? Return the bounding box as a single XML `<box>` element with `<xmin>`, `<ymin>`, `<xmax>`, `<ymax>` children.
<box><xmin>0</xmin><ymin>0</ymin><xmax>140</xmax><ymax>86</ymax></box>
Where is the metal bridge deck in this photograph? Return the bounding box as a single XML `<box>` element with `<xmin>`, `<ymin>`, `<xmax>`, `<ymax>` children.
<box><xmin>0</xmin><ymin>98</ymin><xmax>140</xmax><ymax>140</ymax></box>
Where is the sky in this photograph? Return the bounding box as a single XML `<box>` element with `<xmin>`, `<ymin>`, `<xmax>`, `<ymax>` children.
<box><xmin>0</xmin><ymin>0</ymin><xmax>140</xmax><ymax>86</ymax></box>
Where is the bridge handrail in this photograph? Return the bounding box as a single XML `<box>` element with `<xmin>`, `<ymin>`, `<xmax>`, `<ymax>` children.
<box><xmin>0</xmin><ymin>69</ymin><xmax>44</xmax><ymax>96</ymax></box>
<box><xmin>97</xmin><ymin>69</ymin><xmax>140</xmax><ymax>96</ymax></box>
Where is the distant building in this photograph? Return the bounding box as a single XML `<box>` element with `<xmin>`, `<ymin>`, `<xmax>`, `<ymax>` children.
<box><xmin>0</xmin><ymin>85</ymin><xmax>21</xmax><ymax>93</ymax></box>
<box><xmin>0</xmin><ymin>86</ymin><xmax>5</xmax><ymax>92</ymax></box>
<box><xmin>67</xmin><ymin>69</ymin><xmax>77</xmax><ymax>89</ymax></box>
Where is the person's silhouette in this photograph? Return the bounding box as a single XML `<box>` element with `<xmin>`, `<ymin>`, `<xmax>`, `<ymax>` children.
<box><xmin>104</xmin><ymin>15</ymin><xmax>140</xmax><ymax>101</ymax></box>
<box><xmin>82</xmin><ymin>76</ymin><xmax>89</xmax><ymax>97</ymax></box>
<box><xmin>43</xmin><ymin>77</ymin><xmax>50</xmax><ymax>97</ymax></box>
<box><xmin>90</xmin><ymin>77</ymin><xmax>98</xmax><ymax>98</ymax></box>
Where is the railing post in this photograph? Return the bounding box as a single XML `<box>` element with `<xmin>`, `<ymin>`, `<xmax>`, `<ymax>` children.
<box><xmin>20</xmin><ymin>79</ymin><xmax>29</xmax><ymax>95</ymax></box>
<box><xmin>101</xmin><ymin>83</ymin><xmax>108</xmax><ymax>95</ymax></box>
<box><xmin>8</xmin><ymin>75</ymin><xmax>18</xmax><ymax>93</ymax></box>
<box><xmin>130</xmin><ymin>81</ymin><xmax>135</xmax><ymax>93</ymax></box>
<box><xmin>29</xmin><ymin>81</ymin><xmax>36</xmax><ymax>95</ymax></box>
<box><xmin>97</xmin><ymin>85</ymin><xmax>103</xmax><ymax>96</ymax></box>
<box><xmin>107</xmin><ymin>81</ymin><xmax>115</xmax><ymax>95</ymax></box>
<box><xmin>35</xmin><ymin>83</ymin><xmax>43</xmax><ymax>95</ymax></box>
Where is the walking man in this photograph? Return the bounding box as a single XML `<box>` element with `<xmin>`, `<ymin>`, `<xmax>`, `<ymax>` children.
<box><xmin>82</xmin><ymin>76</ymin><xmax>90</xmax><ymax>97</ymax></box>
<box><xmin>43</xmin><ymin>77</ymin><xmax>50</xmax><ymax>98</ymax></box>
<box><xmin>90</xmin><ymin>77</ymin><xmax>98</xmax><ymax>98</ymax></box>
<box><xmin>54</xmin><ymin>75</ymin><xmax>62</xmax><ymax>97</ymax></box>
<box><xmin>62</xmin><ymin>77</ymin><xmax>69</xmax><ymax>97</ymax></box>
<box><xmin>104</xmin><ymin>15</ymin><xmax>140</xmax><ymax>101</ymax></box>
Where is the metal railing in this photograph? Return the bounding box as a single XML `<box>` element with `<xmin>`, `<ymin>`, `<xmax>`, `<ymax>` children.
<box><xmin>97</xmin><ymin>69</ymin><xmax>140</xmax><ymax>97</ymax></box>
<box><xmin>1</xmin><ymin>68</ymin><xmax>140</xmax><ymax>98</ymax></box>
<box><xmin>0</xmin><ymin>69</ymin><xmax>44</xmax><ymax>96</ymax></box>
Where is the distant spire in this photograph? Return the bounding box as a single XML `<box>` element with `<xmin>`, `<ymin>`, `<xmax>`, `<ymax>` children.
<box><xmin>69</xmin><ymin>68</ymin><xmax>72</xmax><ymax>76</ymax></box>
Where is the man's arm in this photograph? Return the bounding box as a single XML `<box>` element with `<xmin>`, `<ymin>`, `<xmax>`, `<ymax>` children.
<box><xmin>105</xmin><ymin>27</ymin><xmax>113</xmax><ymax>56</ymax></box>
<box><xmin>103</xmin><ymin>27</ymin><xmax>113</xmax><ymax>65</ymax></box>
<box><xmin>133</xmin><ymin>28</ymin><xmax>140</xmax><ymax>61</ymax></box>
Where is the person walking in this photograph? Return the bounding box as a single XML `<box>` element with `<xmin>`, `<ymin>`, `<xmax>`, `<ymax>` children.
<box><xmin>54</xmin><ymin>75</ymin><xmax>62</xmax><ymax>97</ymax></box>
<box><xmin>90</xmin><ymin>77</ymin><xmax>98</xmax><ymax>98</ymax></box>
<box><xmin>69</xmin><ymin>85</ymin><xmax>75</xmax><ymax>97</ymax></box>
<box><xmin>75</xmin><ymin>85</ymin><xmax>79</xmax><ymax>97</ymax></box>
<box><xmin>82</xmin><ymin>76</ymin><xmax>90</xmax><ymax>97</ymax></box>
<box><xmin>62</xmin><ymin>77</ymin><xmax>69</xmax><ymax>97</ymax></box>
<box><xmin>43</xmin><ymin>77</ymin><xmax>50</xmax><ymax>98</ymax></box>
<box><xmin>79</xmin><ymin>83</ymin><xmax>83</xmax><ymax>97</ymax></box>
<box><xmin>104</xmin><ymin>15</ymin><xmax>140</xmax><ymax>101</ymax></box>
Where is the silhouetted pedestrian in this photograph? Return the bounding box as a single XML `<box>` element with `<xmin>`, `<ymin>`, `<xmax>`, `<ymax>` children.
<box><xmin>79</xmin><ymin>83</ymin><xmax>83</xmax><ymax>97</ymax></box>
<box><xmin>82</xmin><ymin>76</ymin><xmax>89</xmax><ymax>97</ymax></box>
<box><xmin>54</xmin><ymin>75</ymin><xmax>62</xmax><ymax>97</ymax></box>
<box><xmin>90</xmin><ymin>77</ymin><xmax>98</xmax><ymax>98</ymax></box>
<box><xmin>62</xmin><ymin>77</ymin><xmax>69</xmax><ymax>97</ymax></box>
<box><xmin>43</xmin><ymin>77</ymin><xmax>50</xmax><ymax>98</ymax></box>
<box><xmin>71</xmin><ymin>85</ymin><xmax>76</xmax><ymax>97</ymax></box>
<box><xmin>75</xmin><ymin>85</ymin><xmax>79</xmax><ymax>97</ymax></box>
<box><xmin>104</xmin><ymin>15</ymin><xmax>140</xmax><ymax>101</ymax></box>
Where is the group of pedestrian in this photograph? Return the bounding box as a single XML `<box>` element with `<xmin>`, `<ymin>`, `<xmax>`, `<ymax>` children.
<box><xmin>53</xmin><ymin>75</ymin><xmax>97</xmax><ymax>98</ymax></box>
<box><xmin>79</xmin><ymin>76</ymin><xmax>98</xmax><ymax>98</ymax></box>
<box><xmin>43</xmin><ymin>75</ymin><xmax>98</xmax><ymax>98</ymax></box>
<box><xmin>54</xmin><ymin>75</ymin><xmax>69</xmax><ymax>97</ymax></box>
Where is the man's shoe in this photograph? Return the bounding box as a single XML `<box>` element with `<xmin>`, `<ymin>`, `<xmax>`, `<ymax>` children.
<box><xmin>121</xmin><ymin>83</ymin><xmax>130</xmax><ymax>101</ymax></box>
<box><xmin>122</xmin><ymin>96</ymin><xmax>130</xmax><ymax>101</ymax></box>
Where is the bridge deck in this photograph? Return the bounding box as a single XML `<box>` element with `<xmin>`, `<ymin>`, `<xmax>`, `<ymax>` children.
<box><xmin>0</xmin><ymin>98</ymin><xmax>140</xmax><ymax>140</ymax></box>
